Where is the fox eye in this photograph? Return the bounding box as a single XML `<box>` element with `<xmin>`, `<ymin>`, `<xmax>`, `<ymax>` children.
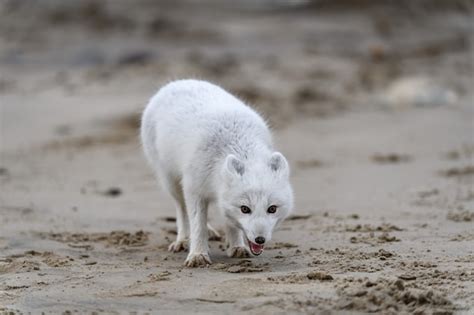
<box><xmin>240</xmin><ymin>205</ymin><xmax>251</xmax><ymax>214</ymax></box>
<box><xmin>267</xmin><ymin>205</ymin><xmax>277</xmax><ymax>214</ymax></box>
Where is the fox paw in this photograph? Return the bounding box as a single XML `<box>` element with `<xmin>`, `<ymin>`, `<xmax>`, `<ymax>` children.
<box><xmin>168</xmin><ymin>240</ymin><xmax>188</xmax><ymax>253</ymax></box>
<box><xmin>228</xmin><ymin>246</ymin><xmax>250</xmax><ymax>258</ymax></box>
<box><xmin>185</xmin><ymin>253</ymin><xmax>212</xmax><ymax>267</ymax></box>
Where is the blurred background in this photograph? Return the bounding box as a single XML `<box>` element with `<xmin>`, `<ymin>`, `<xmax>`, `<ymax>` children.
<box><xmin>1</xmin><ymin>0</ymin><xmax>472</xmax><ymax>129</ymax></box>
<box><xmin>0</xmin><ymin>0</ymin><xmax>473</xmax><ymax>313</ymax></box>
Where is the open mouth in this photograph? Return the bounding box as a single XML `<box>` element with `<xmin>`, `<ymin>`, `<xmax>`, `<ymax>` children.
<box><xmin>246</xmin><ymin>238</ymin><xmax>264</xmax><ymax>256</ymax></box>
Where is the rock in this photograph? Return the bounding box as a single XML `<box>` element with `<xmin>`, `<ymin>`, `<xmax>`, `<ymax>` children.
<box><xmin>382</xmin><ymin>77</ymin><xmax>457</xmax><ymax>109</ymax></box>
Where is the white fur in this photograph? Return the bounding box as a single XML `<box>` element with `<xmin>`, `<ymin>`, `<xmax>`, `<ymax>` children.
<box><xmin>141</xmin><ymin>79</ymin><xmax>293</xmax><ymax>267</ymax></box>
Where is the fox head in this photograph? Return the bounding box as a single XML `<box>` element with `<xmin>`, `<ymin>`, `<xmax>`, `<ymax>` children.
<box><xmin>218</xmin><ymin>152</ymin><xmax>294</xmax><ymax>255</ymax></box>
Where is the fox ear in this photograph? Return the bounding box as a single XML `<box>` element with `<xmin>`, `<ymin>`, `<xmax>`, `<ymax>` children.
<box><xmin>223</xmin><ymin>154</ymin><xmax>245</xmax><ymax>177</ymax></box>
<box><xmin>269</xmin><ymin>152</ymin><xmax>289</xmax><ymax>177</ymax></box>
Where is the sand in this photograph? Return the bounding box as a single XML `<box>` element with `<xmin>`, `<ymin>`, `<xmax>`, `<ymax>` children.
<box><xmin>1</xmin><ymin>1</ymin><xmax>473</xmax><ymax>314</ymax></box>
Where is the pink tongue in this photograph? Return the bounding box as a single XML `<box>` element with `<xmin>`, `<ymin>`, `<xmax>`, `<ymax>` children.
<box><xmin>250</xmin><ymin>242</ymin><xmax>264</xmax><ymax>254</ymax></box>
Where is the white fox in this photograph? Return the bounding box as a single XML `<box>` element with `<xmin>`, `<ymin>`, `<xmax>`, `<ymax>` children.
<box><xmin>141</xmin><ymin>80</ymin><xmax>294</xmax><ymax>267</ymax></box>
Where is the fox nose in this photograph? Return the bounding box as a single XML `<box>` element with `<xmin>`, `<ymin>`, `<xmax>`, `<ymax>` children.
<box><xmin>255</xmin><ymin>236</ymin><xmax>265</xmax><ymax>244</ymax></box>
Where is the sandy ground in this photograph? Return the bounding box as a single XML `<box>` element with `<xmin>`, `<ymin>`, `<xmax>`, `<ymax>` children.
<box><xmin>1</xmin><ymin>1</ymin><xmax>473</xmax><ymax>314</ymax></box>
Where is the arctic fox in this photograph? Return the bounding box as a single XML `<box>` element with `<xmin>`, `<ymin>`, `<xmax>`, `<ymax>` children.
<box><xmin>141</xmin><ymin>80</ymin><xmax>293</xmax><ymax>267</ymax></box>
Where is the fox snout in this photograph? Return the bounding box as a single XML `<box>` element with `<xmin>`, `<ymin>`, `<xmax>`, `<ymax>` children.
<box><xmin>243</xmin><ymin>220</ymin><xmax>273</xmax><ymax>245</ymax></box>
